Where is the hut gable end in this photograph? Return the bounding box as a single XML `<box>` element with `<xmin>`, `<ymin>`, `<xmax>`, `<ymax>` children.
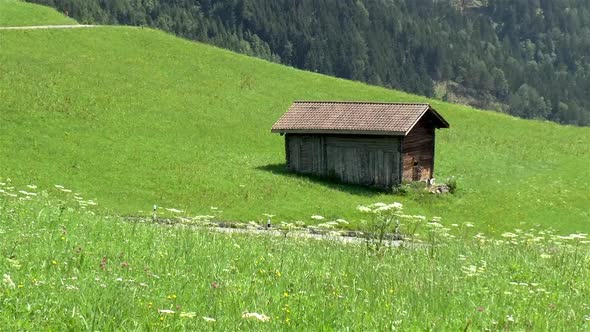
<box><xmin>272</xmin><ymin>101</ymin><xmax>449</xmax><ymax>188</ymax></box>
<box><xmin>402</xmin><ymin>114</ymin><xmax>437</xmax><ymax>182</ymax></box>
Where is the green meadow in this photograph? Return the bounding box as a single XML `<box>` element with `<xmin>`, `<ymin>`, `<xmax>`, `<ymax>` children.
<box><xmin>0</xmin><ymin>2</ymin><xmax>589</xmax><ymax>234</ymax></box>
<box><xmin>0</xmin><ymin>3</ymin><xmax>589</xmax><ymax>330</ymax></box>
<box><xmin>0</xmin><ymin>183</ymin><xmax>588</xmax><ymax>330</ymax></box>
<box><xmin>0</xmin><ymin>0</ymin><xmax>76</xmax><ymax>26</ymax></box>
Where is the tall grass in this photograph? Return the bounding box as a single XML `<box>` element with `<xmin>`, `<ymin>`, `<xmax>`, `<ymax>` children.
<box><xmin>1</xmin><ymin>181</ymin><xmax>588</xmax><ymax>330</ymax></box>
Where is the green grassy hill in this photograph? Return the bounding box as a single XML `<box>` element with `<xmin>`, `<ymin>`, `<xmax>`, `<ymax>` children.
<box><xmin>0</xmin><ymin>10</ymin><xmax>588</xmax><ymax>233</ymax></box>
<box><xmin>0</xmin><ymin>0</ymin><xmax>76</xmax><ymax>26</ymax></box>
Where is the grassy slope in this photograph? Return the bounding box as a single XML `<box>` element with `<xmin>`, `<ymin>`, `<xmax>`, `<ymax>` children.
<box><xmin>0</xmin><ymin>0</ymin><xmax>76</xmax><ymax>26</ymax></box>
<box><xmin>0</xmin><ymin>189</ymin><xmax>588</xmax><ymax>330</ymax></box>
<box><xmin>0</xmin><ymin>26</ymin><xmax>589</xmax><ymax>233</ymax></box>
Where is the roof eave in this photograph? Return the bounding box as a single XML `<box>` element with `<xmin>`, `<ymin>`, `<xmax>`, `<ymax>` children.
<box><xmin>403</xmin><ymin>105</ymin><xmax>450</xmax><ymax>135</ymax></box>
<box><xmin>429</xmin><ymin>107</ymin><xmax>450</xmax><ymax>129</ymax></box>
<box><xmin>271</xmin><ymin>129</ymin><xmax>406</xmax><ymax>136</ymax></box>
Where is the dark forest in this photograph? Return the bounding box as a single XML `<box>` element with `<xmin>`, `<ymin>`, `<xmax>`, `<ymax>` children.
<box><xmin>29</xmin><ymin>0</ymin><xmax>590</xmax><ymax>125</ymax></box>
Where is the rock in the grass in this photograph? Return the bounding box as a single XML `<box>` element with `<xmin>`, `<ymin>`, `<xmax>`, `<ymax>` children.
<box><xmin>438</xmin><ymin>185</ymin><xmax>450</xmax><ymax>193</ymax></box>
<box><xmin>430</xmin><ymin>184</ymin><xmax>450</xmax><ymax>194</ymax></box>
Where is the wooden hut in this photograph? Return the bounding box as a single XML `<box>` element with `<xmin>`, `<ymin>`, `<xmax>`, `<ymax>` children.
<box><xmin>271</xmin><ymin>101</ymin><xmax>449</xmax><ymax>188</ymax></box>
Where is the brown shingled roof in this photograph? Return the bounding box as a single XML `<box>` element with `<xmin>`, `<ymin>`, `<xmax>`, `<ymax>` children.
<box><xmin>271</xmin><ymin>101</ymin><xmax>449</xmax><ymax>136</ymax></box>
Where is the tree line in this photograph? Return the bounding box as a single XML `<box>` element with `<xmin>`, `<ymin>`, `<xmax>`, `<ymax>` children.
<box><xmin>28</xmin><ymin>0</ymin><xmax>590</xmax><ymax>126</ymax></box>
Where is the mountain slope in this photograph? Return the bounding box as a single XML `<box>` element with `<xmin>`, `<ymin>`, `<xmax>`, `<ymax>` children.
<box><xmin>0</xmin><ymin>25</ymin><xmax>588</xmax><ymax>233</ymax></box>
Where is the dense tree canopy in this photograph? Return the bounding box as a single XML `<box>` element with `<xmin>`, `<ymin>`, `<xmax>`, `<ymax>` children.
<box><xmin>29</xmin><ymin>0</ymin><xmax>590</xmax><ymax>125</ymax></box>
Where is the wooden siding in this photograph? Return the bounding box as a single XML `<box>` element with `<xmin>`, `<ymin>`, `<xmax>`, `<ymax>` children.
<box><xmin>402</xmin><ymin>116</ymin><xmax>436</xmax><ymax>182</ymax></box>
<box><xmin>286</xmin><ymin>134</ymin><xmax>402</xmax><ymax>188</ymax></box>
<box><xmin>286</xmin><ymin>135</ymin><xmax>325</xmax><ymax>175</ymax></box>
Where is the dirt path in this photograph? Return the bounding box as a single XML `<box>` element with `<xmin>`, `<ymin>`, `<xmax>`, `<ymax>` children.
<box><xmin>124</xmin><ymin>216</ymin><xmax>406</xmax><ymax>247</ymax></box>
<box><xmin>0</xmin><ymin>24</ymin><xmax>98</xmax><ymax>30</ymax></box>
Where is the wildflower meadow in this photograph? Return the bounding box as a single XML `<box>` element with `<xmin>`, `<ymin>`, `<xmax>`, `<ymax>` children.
<box><xmin>0</xmin><ymin>180</ymin><xmax>588</xmax><ymax>330</ymax></box>
<box><xmin>1</xmin><ymin>2</ymin><xmax>589</xmax><ymax>330</ymax></box>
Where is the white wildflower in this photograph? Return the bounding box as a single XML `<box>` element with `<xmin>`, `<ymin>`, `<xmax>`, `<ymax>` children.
<box><xmin>26</xmin><ymin>185</ymin><xmax>37</xmax><ymax>189</ymax></box>
<box><xmin>60</xmin><ymin>189</ymin><xmax>72</xmax><ymax>193</ymax></box>
<box><xmin>356</xmin><ymin>205</ymin><xmax>371</xmax><ymax>213</ymax></box>
<box><xmin>316</xmin><ymin>222</ymin><xmax>336</xmax><ymax>229</ymax></box>
<box><xmin>166</xmin><ymin>208</ymin><xmax>183</xmax><ymax>213</ymax></box>
<box><xmin>54</xmin><ymin>185</ymin><xmax>64</xmax><ymax>189</ymax></box>
<box><xmin>474</xmin><ymin>233</ymin><xmax>486</xmax><ymax>240</ymax></box>
<box><xmin>557</xmin><ymin>235</ymin><xmax>573</xmax><ymax>240</ymax></box>
<box><xmin>7</xmin><ymin>259</ymin><xmax>20</xmax><ymax>269</ymax></box>
<box><xmin>451</xmin><ymin>223</ymin><xmax>459</xmax><ymax>227</ymax></box>
<box><xmin>3</xmin><ymin>274</ymin><xmax>16</xmax><ymax>289</ymax></box>
<box><xmin>382</xmin><ymin>202</ymin><xmax>403</xmax><ymax>210</ymax></box>
<box><xmin>202</xmin><ymin>316</ymin><xmax>216</xmax><ymax>322</ymax></box>
<box><xmin>116</xmin><ymin>277</ymin><xmax>123</xmax><ymax>282</ymax></box>
<box><xmin>506</xmin><ymin>315</ymin><xmax>515</xmax><ymax>322</ymax></box>
<box><xmin>461</xmin><ymin>265</ymin><xmax>478</xmax><ymax>277</ymax></box>
<box><xmin>158</xmin><ymin>309</ymin><xmax>175</xmax><ymax>314</ymax></box>
<box><xmin>242</xmin><ymin>312</ymin><xmax>270</xmax><ymax>322</ymax></box>
<box><xmin>376</xmin><ymin>205</ymin><xmax>392</xmax><ymax>212</ymax></box>
<box><xmin>464</xmin><ymin>222</ymin><xmax>474</xmax><ymax>228</ymax></box>
<box><xmin>311</xmin><ymin>215</ymin><xmax>324</xmax><ymax>220</ymax></box>
<box><xmin>502</xmin><ymin>232</ymin><xmax>518</xmax><ymax>238</ymax></box>
<box><xmin>391</xmin><ymin>202</ymin><xmax>403</xmax><ymax>209</ymax></box>
<box><xmin>179</xmin><ymin>312</ymin><xmax>197</xmax><ymax>318</ymax></box>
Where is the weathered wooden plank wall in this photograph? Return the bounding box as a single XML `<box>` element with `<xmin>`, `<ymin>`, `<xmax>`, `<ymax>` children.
<box><xmin>402</xmin><ymin>116</ymin><xmax>436</xmax><ymax>182</ymax></box>
<box><xmin>286</xmin><ymin>135</ymin><xmax>325</xmax><ymax>174</ymax></box>
<box><xmin>325</xmin><ymin>136</ymin><xmax>401</xmax><ymax>187</ymax></box>
<box><xmin>286</xmin><ymin>134</ymin><xmax>403</xmax><ymax>188</ymax></box>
